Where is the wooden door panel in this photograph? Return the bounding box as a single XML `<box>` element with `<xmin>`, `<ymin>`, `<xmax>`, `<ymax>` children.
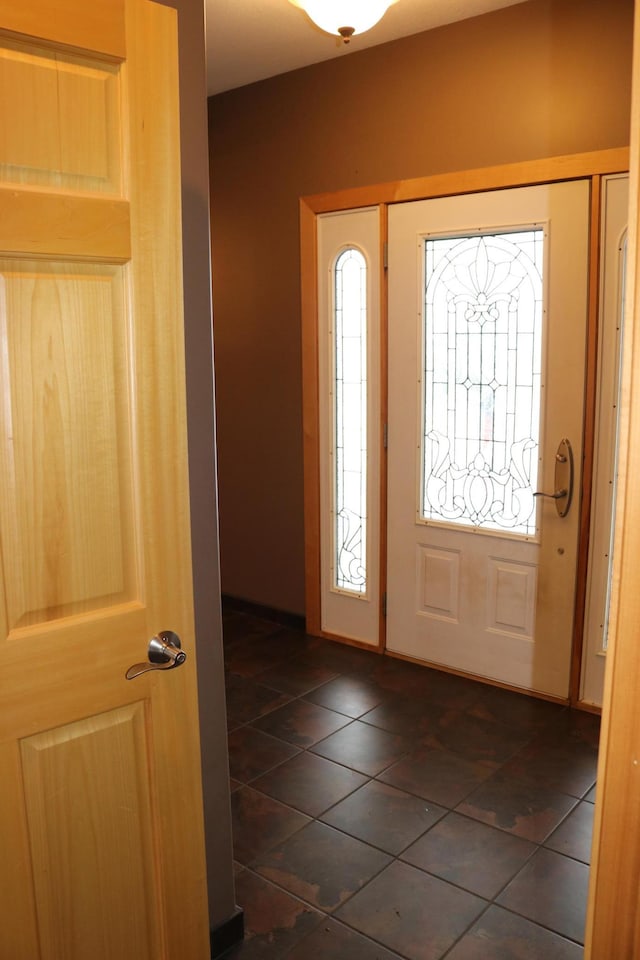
<box><xmin>0</xmin><ymin>190</ymin><xmax>130</xmax><ymax>258</ymax></box>
<box><xmin>0</xmin><ymin>1</ymin><xmax>210</xmax><ymax>957</ymax></box>
<box><xmin>21</xmin><ymin>703</ymin><xmax>161</xmax><ymax>960</ymax></box>
<box><xmin>0</xmin><ymin>0</ymin><xmax>126</xmax><ymax>60</ymax></box>
<box><xmin>0</xmin><ymin>40</ymin><xmax>121</xmax><ymax>192</ymax></box>
<box><xmin>0</xmin><ymin>262</ymin><xmax>135</xmax><ymax>631</ymax></box>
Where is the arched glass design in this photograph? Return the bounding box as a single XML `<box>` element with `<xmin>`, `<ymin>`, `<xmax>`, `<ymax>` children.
<box><xmin>421</xmin><ymin>230</ymin><xmax>544</xmax><ymax>537</ymax></box>
<box><xmin>333</xmin><ymin>247</ymin><xmax>367</xmax><ymax>592</ymax></box>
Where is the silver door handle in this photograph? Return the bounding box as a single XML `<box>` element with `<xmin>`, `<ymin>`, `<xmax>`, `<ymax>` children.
<box><xmin>125</xmin><ymin>630</ymin><xmax>186</xmax><ymax>680</ymax></box>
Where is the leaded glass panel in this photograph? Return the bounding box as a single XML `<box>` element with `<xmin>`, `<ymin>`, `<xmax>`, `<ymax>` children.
<box><xmin>334</xmin><ymin>248</ymin><xmax>367</xmax><ymax>592</ymax></box>
<box><xmin>421</xmin><ymin>230</ymin><xmax>544</xmax><ymax>536</ymax></box>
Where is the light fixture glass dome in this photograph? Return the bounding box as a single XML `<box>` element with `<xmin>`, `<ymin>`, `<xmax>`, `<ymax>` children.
<box><xmin>292</xmin><ymin>1</ymin><xmax>396</xmax><ymax>42</ymax></box>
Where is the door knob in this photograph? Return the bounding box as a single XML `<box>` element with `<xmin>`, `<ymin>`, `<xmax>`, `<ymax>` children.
<box><xmin>125</xmin><ymin>630</ymin><xmax>186</xmax><ymax>680</ymax></box>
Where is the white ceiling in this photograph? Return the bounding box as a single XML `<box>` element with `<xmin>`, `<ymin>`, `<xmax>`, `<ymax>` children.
<box><xmin>206</xmin><ymin>0</ymin><xmax>526</xmax><ymax>96</ymax></box>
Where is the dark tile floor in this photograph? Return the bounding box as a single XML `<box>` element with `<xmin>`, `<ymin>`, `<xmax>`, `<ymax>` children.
<box><xmin>223</xmin><ymin>609</ymin><xmax>599</xmax><ymax>960</ymax></box>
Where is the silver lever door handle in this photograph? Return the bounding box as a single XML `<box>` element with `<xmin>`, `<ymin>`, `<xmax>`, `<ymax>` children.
<box><xmin>125</xmin><ymin>630</ymin><xmax>186</xmax><ymax>680</ymax></box>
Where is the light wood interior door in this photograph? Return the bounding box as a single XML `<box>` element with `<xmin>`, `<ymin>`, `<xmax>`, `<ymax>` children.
<box><xmin>0</xmin><ymin>2</ymin><xmax>210</xmax><ymax>958</ymax></box>
<box><xmin>387</xmin><ymin>182</ymin><xmax>590</xmax><ymax>698</ymax></box>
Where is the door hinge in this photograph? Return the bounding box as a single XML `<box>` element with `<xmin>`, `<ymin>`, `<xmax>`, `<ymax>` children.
<box><xmin>383</xmin><ymin>422</ymin><xmax>388</xmax><ymax>449</ymax></box>
<box><xmin>382</xmin><ymin>592</ymin><xmax>387</xmax><ymax>617</ymax></box>
<box><xmin>383</xmin><ymin>240</ymin><xmax>388</xmax><ymax>270</ymax></box>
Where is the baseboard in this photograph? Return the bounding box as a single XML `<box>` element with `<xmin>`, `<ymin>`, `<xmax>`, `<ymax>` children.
<box><xmin>221</xmin><ymin>594</ymin><xmax>306</xmax><ymax>632</ymax></box>
<box><xmin>210</xmin><ymin>907</ymin><xmax>244</xmax><ymax>958</ymax></box>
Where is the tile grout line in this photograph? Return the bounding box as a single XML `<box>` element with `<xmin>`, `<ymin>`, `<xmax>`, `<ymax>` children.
<box><xmin>224</xmin><ymin>613</ymin><xmax>598</xmax><ymax>958</ymax></box>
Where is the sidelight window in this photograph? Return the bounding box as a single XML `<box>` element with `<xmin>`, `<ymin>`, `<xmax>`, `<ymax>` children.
<box><xmin>333</xmin><ymin>247</ymin><xmax>367</xmax><ymax>592</ymax></box>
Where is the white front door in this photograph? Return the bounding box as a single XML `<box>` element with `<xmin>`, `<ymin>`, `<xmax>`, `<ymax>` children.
<box><xmin>386</xmin><ymin>182</ymin><xmax>589</xmax><ymax>698</ymax></box>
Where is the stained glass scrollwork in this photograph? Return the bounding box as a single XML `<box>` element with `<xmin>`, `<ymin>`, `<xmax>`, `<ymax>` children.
<box><xmin>422</xmin><ymin>230</ymin><xmax>544</xmax><ymax>537</ymax></box>
<box><xmin>334</xmin><ymin>247</ymin><xmax>367</xmax><ymax>592</ymax></box>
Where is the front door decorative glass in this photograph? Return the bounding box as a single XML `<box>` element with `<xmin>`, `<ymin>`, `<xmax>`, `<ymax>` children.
<box><xmin>421</xmin><ymin>230</ymin><xmax>544</xmax><ymax>537</ymax></box>
<box><xmin>334</xmin><ymin>247</ymin><xmax>368</xmax><ymax>591</ymax></box>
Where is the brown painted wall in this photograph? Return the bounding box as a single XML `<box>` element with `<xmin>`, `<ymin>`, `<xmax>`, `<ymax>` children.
<box><xmin>209</xmin><ymin>0</ymin><xmax>633</xmax><ymax>617</ymax></box>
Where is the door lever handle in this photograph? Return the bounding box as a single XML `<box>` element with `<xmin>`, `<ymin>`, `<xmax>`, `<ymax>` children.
<box><xmin>534</xmin><ymin>438</ymin><xmax>574</xmax><ymax>518</ymax></box>
<box><xmin>533</xmin><ymin>488</ymin><xmax>568</xmax><ymax>500</ymax></box>
<box><xmin>125</xmin><ymin>630</ymin><xmax>186</xmax><ymax>680</ymax></box>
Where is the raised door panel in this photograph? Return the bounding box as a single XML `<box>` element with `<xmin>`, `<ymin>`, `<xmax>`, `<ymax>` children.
<box><xmin>21</xmin><ymin>704</ymin><xmax>160</xmax><ymax>960</ymax></box>
<box><xmin>0</xmin><ymin>262</ymin><xmax>135</xmax><ymax>633</ymax></box>
<box><xmin>0</xmin><ymin>39</ymin><xmax>121</xmax><ymax>192</ymax></box>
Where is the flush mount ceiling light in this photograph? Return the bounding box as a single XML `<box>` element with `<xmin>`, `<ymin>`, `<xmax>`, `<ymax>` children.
<box><xmin>289</xmin><ymin>0</ymin><xmax>397</xmax><ymax>43</ymax></box>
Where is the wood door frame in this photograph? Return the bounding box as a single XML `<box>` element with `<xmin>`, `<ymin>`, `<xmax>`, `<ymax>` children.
<box><xmin>585</xmin><ymin>3</ymin><xmax>640</xmax><ymax>949</ymax></box>
<box><xmin>301</xmin><ymin>147</ymin><xmax>629</xmax><ymax>687</ymax></box>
